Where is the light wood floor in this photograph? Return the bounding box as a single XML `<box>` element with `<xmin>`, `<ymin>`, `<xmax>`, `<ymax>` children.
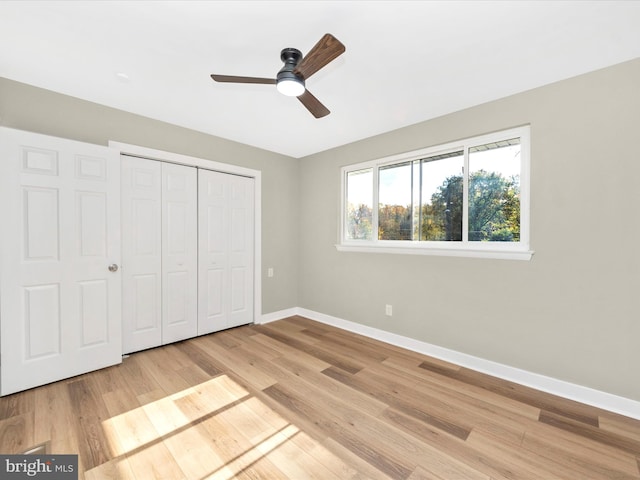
<box><xmin>1</xmin><ymin>316</ymin><xmax>639</xmax><ymax>479</ymax></box>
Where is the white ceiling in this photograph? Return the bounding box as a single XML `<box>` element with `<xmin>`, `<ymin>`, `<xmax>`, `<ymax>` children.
<box><xmin>1</xmin><ymin>1</ymin><xmax>640</xmax><ymax>158</ymax></box>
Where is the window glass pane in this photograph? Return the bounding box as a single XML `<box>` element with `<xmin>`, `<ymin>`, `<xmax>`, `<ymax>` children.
<box><xmin>420</xmin><ymin>151</ymin><xmax>464</xmax><ymax>241</ymax></box>
<box><xmin>378</xmin><ymin>162</ymin><xmax>413</xmax><ymax>240</ymax></box>
<box><xmin>468</xmin><ymin>138</ymin><xmax>521</xmax><ymax>242</ymax></box>
<box><xmin>345</xmin><ymin>168</ymin><xmax>373</xmax><ymax>240</ymax></box>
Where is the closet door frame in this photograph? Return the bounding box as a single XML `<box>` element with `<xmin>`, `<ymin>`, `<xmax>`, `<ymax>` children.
<box><xmin>109</xmin><ymin>141</ymin><xmax>262</xmax><ymax>326</ymax></box>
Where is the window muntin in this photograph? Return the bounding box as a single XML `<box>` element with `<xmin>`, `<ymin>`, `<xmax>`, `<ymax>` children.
<box><xmin>340</xmin><ymin>126</ymin><xmax>531</xmax><ymax>258</ymax></box>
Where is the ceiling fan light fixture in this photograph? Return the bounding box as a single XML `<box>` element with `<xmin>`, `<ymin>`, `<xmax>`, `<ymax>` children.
<box><xmin>276</xmin><ymin>76</ymin><xmax>305</xmax><ymax>97</ymax></box>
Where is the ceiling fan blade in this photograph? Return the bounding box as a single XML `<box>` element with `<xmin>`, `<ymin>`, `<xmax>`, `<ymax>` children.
<box><xmin>294</xmin><ymin>33</ymin><xmax>345</xmax><ymax>80</ymax></box>
<box><xmin>297</xmin><ymin>90</ymin><xmax>330</xmax><ymax>118</ymax></box>
<box><xmin>211</xmin><ymin>74</ymin><xmax>276</xmax><ymax>85</ymax></box>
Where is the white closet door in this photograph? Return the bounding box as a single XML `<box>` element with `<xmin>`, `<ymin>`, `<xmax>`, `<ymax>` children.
<box><xmin>0</xmin><ymin>127</ymin><xmax>121</xmax><ymax>396</ymax></box>
<box><xmin>228</xmin><ymin>173</ymin><xmax>254</xmax><ymax>328</ymax></box>
<box><xmin>121</xmin><ymin>156</ymin><xmax>162</xmax><ymax>354</ymax></box>
<box><xmin>162</xmin><ymin>162</ymin><xmax>198</xmax><ymax>344</ymax></box>
<box><xmin>198</xmin><ymin>169</ymin><xmax>254</xmax><ymax>334</ymax></box>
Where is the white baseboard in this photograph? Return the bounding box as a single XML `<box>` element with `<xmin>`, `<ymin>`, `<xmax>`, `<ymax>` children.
<box><xmin>260</xmin><ymin>307</ymin><xmax>640</xmax><ymax>420</ymax></box>
<box><xmin>258</xmin><ymin>308</ymin><xmax>299</xmax><ymax>325</ymax></box>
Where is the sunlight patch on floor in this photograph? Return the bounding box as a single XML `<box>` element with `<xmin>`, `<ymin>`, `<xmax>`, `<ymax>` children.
<box><xmin>101</xmin><ymin>375</ymin><xmax>249</xmax><ymax>456</ymax></box>
<box><xmin>93</xmin><ymin>374</ymin><xmax>351</xmax><ymax>479</ymax></box>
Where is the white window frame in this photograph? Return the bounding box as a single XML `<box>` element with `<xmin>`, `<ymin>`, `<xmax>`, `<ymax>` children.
<box><xmin>337</xmin><ymin>126</ymin><xmax>533</xmax><ymax>260</ymax></box>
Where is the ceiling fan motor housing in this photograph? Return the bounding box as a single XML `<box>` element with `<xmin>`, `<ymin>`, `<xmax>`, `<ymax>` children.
<box><xmin>277</xmin><ymin>48</ymin><xmax>305</xmax><ymax>86</ymax></box>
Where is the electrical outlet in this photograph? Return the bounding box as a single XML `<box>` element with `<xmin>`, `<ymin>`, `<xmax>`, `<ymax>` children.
<box><xmin>267</xmin><ymin>267</ymin><xmax>274</xmax><ymax>278</ymax></box>
<box><xmin>385</xmin><ymin>304</ymin><xmax>393</xmax><ymax>316</ymax></box>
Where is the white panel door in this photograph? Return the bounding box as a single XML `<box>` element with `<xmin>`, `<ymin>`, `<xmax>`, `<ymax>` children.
<box><xmin>121</xmin><ymin>156</ymin><xmax>162</xmax><ymax>354</ymax></box>
<box><xmin>198</xmin><ymin>169</ymin><xmax>254</xmax><ymax>334</ymax></box>
<box><xmin>0</xmin><ymin>127</ymin><xmax>121</xmax><ymax>396</ymax></box>
<box><xmin>162</xmin><ymin>162</ymin><xmax>198</xmax><ymax>344</ymax></box>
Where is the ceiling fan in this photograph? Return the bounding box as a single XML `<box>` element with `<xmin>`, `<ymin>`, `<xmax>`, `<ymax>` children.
<box><xmin>210</xmin><ymin>33</ymin><xmax>345</xmax><ymax>118</ymax></box>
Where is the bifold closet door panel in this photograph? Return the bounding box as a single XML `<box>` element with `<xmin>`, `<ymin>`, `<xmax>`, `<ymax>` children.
<box><xmin>121</xmin><ymin>156</ymin><xmax>162</xmax><ymax>354</ymax></box>
<box><xmin>227</xmin><ymin>173</ymin><xmax>254</xmax><ymax>329</ymax></box>
<box><xmin>161</xmin><ymin>162</ymin><xmax>198</xmax><ymax>344</ymax></box>
<box><xmin>198</xmin><ymin>169</ymin><xmax>254</xmax><ymax>335</ymax></box>
<box><xmin>122</xmin><ymin>158</ymin><xmax>197</xmax><ymax>351</ymax></box>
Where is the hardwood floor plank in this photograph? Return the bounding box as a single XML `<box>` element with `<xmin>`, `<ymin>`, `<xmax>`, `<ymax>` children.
<box><xmin>382</xmin><ymin>407</ymin><xmax>516</xmax><ymax>480</ymax></box>
<box><xmin>249</xmin><ymin>332</ymin><xmax>332</xmax><ymax>371</ymax></box>
<box><xmin>171</xmin><ymin>340</ymin><xmax>224</xmax><ymax>377</ymax></box>
<box><xmin>355</xmin><ymin>360</ymin><xmax>540</xmax><ymax>444</ymax></box>
<box><xmin>193</xmin><ymin>338</ymin><xmax>278</xmax><ymax>391</ymax></box>
<box><xmin>67</xmin><ymin>378</ymin><xmax>114</xmax><ymax>470</ymax></box>
<box><xmin>288</xmin><ymin>431</ymin><xmax>363</xmax><ymax>480</ymax></box>
<box><xmin>256</xmin><ymin>324</ymin><xmax>366</xmax><ymax>374</ymax></box>
<box><xmin>133</xmin><ymin>347</ymin><xmax>193</xmax><ymax>396</ymax></box>
<box><xmin>520</xmin><ymin>426</ymin><xmax>640</xmax><ymax>479</ymax></box>
<box><xmin>382</xmin><ymin>356</ymin><xmax>541</xmax><ymax>422</ymax></box>
<box><xmin>263</xmin><ymin>383</ymin><xmax>414</xmax><ymax>479</ymax></box>
<box><xmin>419</xmin><ymin>361</ymin><xmax>602</xmax><ymax>426</ymax></box>
<box><xmin>465</xmin><ymin>429</ymin><xmax>569</xmax><ymax>480</ymax></box>
<box><xmin>175</xmin><ymin>391</ymin><xmax>288</xmax><ymax>479</ymax></box>
<box><xmin>317</xmin><ymin>331</ymin><xmax>391</xmax><ymax>363</ymax></box>
<box><xmin>323</xmin><ymin>365</ymin><xmax>474</xmax><ymax>441</ymax></box>
<box><xmin>270</xmin><ymin>357</ymin><xmax>389</xmax><ymax>418</ymax></box>
<box><xmin>124</xmin><ymin>440</ymin><xmax>187</xmax><ymax>480</ymax></box>
<box><xmin>101</xmin><ymin>389</ymin><xmax>140</xmax><ymax>425</ymax></box>
<box><xmin>84</xmin><ymin>457</ymin><xmax>137</xmax><ymax>480</ymax></box>
<box><xmin>33</xmin><ymin>382</ymin><xmax>72</xmax><ymax>447</ymax></box>
<box><xmin>598</xmin><ymin>414</ymin><xmax>640</xmax><ymax>443</ymax></box>
<box><xmin>119</xmin><ymin>355</ymin><xmax>164</xmax><ymax>399</ymax></box>
<box><xmin>0</xmin><ymin>412</ymin><xmax>34</xmax><ymax>453</ymax></box>
<box><xmin>539</xmin><ymin>410</ymin><xmax>640</xmax><ymax>456</ymax></box>
<box><xmin>0</xmin><ymin>388</ymin><xmax>34</xmax><ymax>421</ymax></box>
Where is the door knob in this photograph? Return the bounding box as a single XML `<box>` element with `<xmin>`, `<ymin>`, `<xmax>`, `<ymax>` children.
<box><xmin>108</xmin><ymin>264</ymin><xmax>119</xmax><ymax>272</ymax></box>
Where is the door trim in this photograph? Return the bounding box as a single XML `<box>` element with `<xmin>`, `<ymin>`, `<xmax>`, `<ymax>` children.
<box><xmin>109</xmin><ymin>141</ymin><xmax>262</xmax><ymax>326</ymax></box>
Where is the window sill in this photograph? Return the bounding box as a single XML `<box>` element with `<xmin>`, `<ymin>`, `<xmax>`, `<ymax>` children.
<box><xmin>335</xmin><ymin>243</ymin><xmax>534</xmax><ymax>261</ymax></box>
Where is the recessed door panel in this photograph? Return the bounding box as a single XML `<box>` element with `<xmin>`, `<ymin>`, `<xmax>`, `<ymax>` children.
<box><xmin>78</xmin><ymin>192</ymin><xmax>107</xmax><ymax>257</ymax></box>
<box><xmin>231</xmin><ymin>207</ymin><xmax>247</xmax><ymax>252</ymax></box>
<box><xmin>22</xmin><ymin>147</ymin><xmax>58</xmax><ymax>175</ymax></box>
<box><xmin>75</xmin><ymin>155</ymin><xmax>106</xmax><ymax>181</ymax></box>
<box><xmin>166</xmin><ymin>271</ymin><xmax>188</xmax><ymax>327</ymax></box>
<box><xmin>23</xmin><ymin>187</ymin><xmax>59</xmax><ymax>261</ymax></box>
<box><xmin>207</xmin><ymin>268</ymin><xmax>224</xmax><ymax>317</ymax></box>
<box><xmin>208</xmin><ymin>205</ymin><xmax>225</xmax><ymax>253</ymax></box>
<box><xmin>133</xmin><ymin>274</ymin><xmax>159</xmax><ymax>331</ymax></box>
<box><xmin>133</xmin><ymin>198</ymin><xmax>159</xmax><ymax>256</ymax></box>
<box><xmin>166</xmin><ymin>202</ymin><xmax>188</xmax><ymax>255</ymax></box>
<box><xmin>79</xmin><ymin>279</ymin><xmax>108</xmax><ymax>347</ymax></box>
<box><xmin>230</xmin><ymin>266</ymin><xmax>247</xmax><ymax>313</ymax></box>
<box><xmin>24</xmin><ymin>284</ymin><xmax>61</xmax><ymax>360</ymax></box>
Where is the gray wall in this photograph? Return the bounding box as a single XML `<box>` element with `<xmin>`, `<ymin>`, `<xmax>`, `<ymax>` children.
<box><xmin>0</xmin><ymin>77</ymin><xmax>299</xmax><ymax>314</ymax></box>
<box><xmin>298</xmin><ymin>58</ymin><xmax>640</xmax><ymax>402</ymax></box>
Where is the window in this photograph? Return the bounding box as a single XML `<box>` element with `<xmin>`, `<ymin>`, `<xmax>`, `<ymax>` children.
<box><xmin>339</xmin><ymin>126</ymin><xmax>532</xmax><ymax>260</ymax></box>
